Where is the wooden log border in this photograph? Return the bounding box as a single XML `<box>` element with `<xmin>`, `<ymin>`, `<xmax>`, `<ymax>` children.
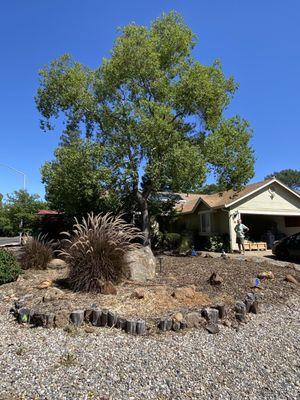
<box><xmin>11</xmin><ymin>292</ymin><xmax>259</xmax><ymax>335</ymax></box>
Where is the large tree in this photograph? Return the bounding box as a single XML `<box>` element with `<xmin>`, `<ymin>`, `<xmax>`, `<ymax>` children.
<box><xmin>265</xmin><ymin>169</ymin><xmax>300</xmax><ymax>191</ymax></box>
<box><xmin>36</xmin><ymin>12</ymin><xmax>254</xmax><ymax>244</ymax></box>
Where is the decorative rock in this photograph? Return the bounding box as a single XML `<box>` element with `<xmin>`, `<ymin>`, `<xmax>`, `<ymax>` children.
<box><xmin>244</xmin><ymin>293</ymin><xmax>256</xmax><ymax>312</ymax></box>
<box><xmin>17</xmin><ymin>308</ymin><xmax>31</xmax><ymax>324</ymax></box>
<box><xmin>172</xmin><ymin>286</ymin><xmax>195</xmax><ymax>300</ymax></box>
<box><xmin>209</xmin><ymin>272</ymin><xmax>223</xmax><ymax>286</ymax></box>
<box><xmin>47</xmin><ymin>258</ymin><xmax>67</xmax><ymax>270</ymax></box>
<box><xmin>84</xmin><ymin>326</ymin><xmax>95</xmax><ymax>334</ymax></box>
<box><xmin>206</xmin><ymin>323</ymin><xmax>220</xmax><ymax>334</ymax></box>
<box><xmin>136</xmin><ymin>319</ymin><xmax>146</xmax><ymax>335</ymax></box>
<box><xmin>235</xmin><ymin>301</ymin><xmax>247</xmax><ymax>322</ymax></box>
<box><xmin>116</xmin><ymin>317</ymin><xmax>127</xmax><ymax>330</ymax></box>
<box><xmin>70</xmin><ymin>310</ymin><xmax>84</xmax><ymax>326</ymax></box>
<box><xmin>126</xmin><ymin>319</ymin><xmax>136</xmax><ymax>334</ymax></box>
<box><xmin>43</xmin><ymin>287</ymin><xmax>65</xmax><ymax>302</ymax></box>
<box><xmin>101</xmin><ymin>309</ymin><xmax>109</xmax><ymax>327</ymax></box>
<box><xmin>202</xmin><ymin>308</ymin><xmax>219</xmax><ymax>324</ymax></box>
<box><xmin>212</xmin><ymin>303</ymin><xmax>226</xmax><ymax>319</ymax></box>
<box><xmin>172</xmin><ymin>320</ymin><xmax>181</xmax><ymax>332</ymax></box>
<box><xmin>124</xmin><ymin>246</ymin><xmax>156</xmax><ymax>282</ymax></box>
<box><xmin>257</xmin><ymin>271</ymin><xmax>274</xmax><ymax>280</ymax></box>
<box><xmin>173</xmin><ymin>312</ymin><xmax>184</xmax><ymax>322</ymax></box>
<box><xmin>31</xmin><ymin>312</ymin><xmax>55</xmax><ymax>328</ymax></box>
<box><xmin>131</xmin><ymin>288</ymin><xmax>145</xmax><ymax>299</ymax></box>
<box><xmin>107</xmin><ymin>311</ymin><xmax>117</xmax><ymax>327</ymax></box>
<box><xmin>185</xmin><ymin>312</ymin><xmax>203</xmax><ymax>328</ymax></box>
<box><xmin>101</xmin><ymin>281</ymin><xmax>117</xmax><ymax>295</ymax></box>
<box><xmin>91</xmin><ymin>310</ymin><xmax>102</xmax><ymax>326</ymax></box>
<box><xmin>37</xmin><ymin>279</ymin><xmax>53</xmax><ymax>289</ymax></box>
<box><xmin>285</xmin><ymin>274</ymin><xmax>298</xmax><ymax>284</ymax></box>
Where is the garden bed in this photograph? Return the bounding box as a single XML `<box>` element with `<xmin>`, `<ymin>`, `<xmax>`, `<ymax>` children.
<box><xmin>1</xmin><ymin>254</ymin><xmax>299</xmax><ymax>329</ymax></box>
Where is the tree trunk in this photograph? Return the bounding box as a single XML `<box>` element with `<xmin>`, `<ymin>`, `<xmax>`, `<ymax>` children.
<box><xmin>141</xmin><ymin>198</ymin><xmax>151</xmax><ymax>246</ymax></box>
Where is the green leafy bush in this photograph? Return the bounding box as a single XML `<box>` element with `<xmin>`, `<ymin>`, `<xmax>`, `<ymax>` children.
<box><xmin>60</xmin><ymin>213</ymin><xmax>144</xmax><ymax>292</ymax></box>
<box><xmin>0</xmin><ymin>249</ymin><xmax>21</xmax><ymax>285</ymax></box>
<box><xmin>204</xmin><ymin>234</ymin><xmax>230</xmax><ymax>252</ymax></box>
<box><xmin>20</xmin><ymin>234</ymin><xmax>54</xmax><ymax>270</ymax></box>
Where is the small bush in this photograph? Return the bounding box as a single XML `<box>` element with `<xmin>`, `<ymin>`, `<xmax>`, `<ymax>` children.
<box><xmin>0</xmin><ymin>249</ymin><xmax>21</xmax><ymax>285</ymax></box>
<box><xmin>60</xmin><ymin>213</ymin><xmax>144</xmax><ymax>292</ymax></box>
<box><xmin>20</xmin><ymin>234</ymin><xmax>54</xmax><ymax>270</ymax></box>
<box><xmin>204</xmin><ymin>234</ymin><xmax>230</xmax><ymax>253</ymax></box>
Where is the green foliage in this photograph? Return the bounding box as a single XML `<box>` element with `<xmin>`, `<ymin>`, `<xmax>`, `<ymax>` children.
<box><xmin>0</xmin><ymin>190</ymin><xmax>46</xmax><ymax>236</ymax></box>
<box><xmin>60</xmin><ymin>213</ymin><xmax>143</xmax><ymax>292</ymax></box>
<box><xmin>0</xmin><ymin>249</ymin><xmax>21</xmax><ymax>285</ymax></box>
<box><xmin>265</xmin><ymin>169</ymin><xmax>300</xmax><ymax>190</ymax></box>
<box><xmin>20</xmin><ymin>234</ymin><xmax>54</xmax><ymax>270</ymax></box>
<box><xmin>205</xmin><ymin>117</ymin><xmax>255</xmax><ymax>190</ymax></box>
<box><xmin>203</xmin><ymin>234</ymin><xmax>230</xmax><ymax>252</ymax></box>
<box><xmin>36</xmin><ymin>12</ymin><xmax>255</xmax><ymax>241</ymax></box>
<box><xmin>41</xmin><ymin>139</ymin><xmax>117</xmax><ymax>218</ymax></box>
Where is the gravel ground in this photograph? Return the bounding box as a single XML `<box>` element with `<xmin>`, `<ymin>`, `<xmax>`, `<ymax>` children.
<box><xmin>0</xmin><ymin>296</ymin><xmax>299</xmax><ymax>400</ymax></box>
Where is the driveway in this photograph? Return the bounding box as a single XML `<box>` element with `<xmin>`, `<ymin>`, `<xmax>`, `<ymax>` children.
<box><xmin>0</xmin><ymin>237</ymin><xmax>20</xmax><ymax>247</ymax></box>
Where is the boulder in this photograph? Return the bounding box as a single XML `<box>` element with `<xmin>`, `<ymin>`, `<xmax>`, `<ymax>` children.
<box><xmin>206</xmin><ymin>323</ymin><xmax>220</xmax><ymax>334</ymax></box>
<box><xmin>173</xmin><ymin>312</ymin><xmax>184</xmax><ymax>322</ymax></box>
<box><xmin>124</xmin><ymin>246</ymin><xmax>156</xmax><ymax>282</ymax></box>
<box><xmin>202</xmin><ymin>308</ymin><xmax>219</xmax><ymax>324</ymax></box>
<box><xmin>37</xmin><ymin>279</ymin><xmax>53</xmax><ymax>289</ymax></box>
<box><xmin>47</xmin><ymin>258</ymin><xmax>67</xmax><ymax>270</ymax></box>
<box><xmin>235</xmin><ymin>301</ymin><xmax>247</xmax><ymax>322</ymax></box>
<box><xmin>70</xmin><ymin>310</ymin><xmax>85</xmax><ymax>326</ymax></box>
<box><xmin>43</xmin><ymin>287</ymin><xmax>65</xmax><ymax>302</ymax></box>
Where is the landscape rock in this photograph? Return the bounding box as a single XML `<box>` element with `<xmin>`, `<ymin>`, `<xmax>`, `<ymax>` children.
<box><xmin>17</xmin><ymin>308</ymin><xmax>31</xmax><ymax>324</ymax></box>
<box><xmin>173</xmin><ymin>312</ymin><xmax>184</xmax><ymax>322</ymax></box>
<box><xmin>172</xmin><ymin>320</ymin><xmax>181</xmax><ymax>332</ymax></box>
<box><xmin>212</xmin><ymin>303</ymin><xmax>226</xmax><ymax>319</ymax></box>
<box><xmin>257</xmin><ymin>271</ymin><xmax>274</xmax><ymax>280</ymax></box>
<box><xmin>136</xmin><ymin>319</ymin><xmax>146</xmax><ymax>335</ymax></box>
<box><xmin>244</xmin><ymin>292</ymin><xmax>256</xmax><ymax>312</ymax></box>
<box><xmin>235</xmin><ymin>301</ymin><xmax>247</xmax><ymax>322</ymax></box>
<box><xmin>31</xmin><ymin>312</ymin><xmax>55</xmax><ymax>328</ymax></box>
<box><xmin>126</xmin><ymin>319</ymin><xmax>136</xmax><ymax>334</ymax></box>
<box><xmin>202</xmin><ymin>308</ymin><xmax>219</xmax><ymax>324</ymax></box>
<box><xmin>131</xmin><ymin>288</ymin><xmax>145</xmax><ymax>299</ymax></box>
<box><xmin>47</xmin><ymin>258</ymin><xmax>67</xmax><ymax>270</ymax></box>
<box><xmin>285</xmin><ymin>274</ymin><xmax>298</xmax><ymax>284</ymax></box>
<box><xmin>54</xmin><ymin>311</ymin><xmax>69</xmax><ymax>328</ymax></box>
<box><xmin>172</xmin><ymin>286</ymin><xmax>195</xmax><ymax>301</ymax></box>
<box><xmin>84</xmin><ymin>326</ymin><xmax>95</xmax><ymax>334</ymax></box>
<box><xmin>124</xmin><ymin>246</ymin><xmax>156</xmax><ymax>282</ymax></box>
<box><xmin>37</xmin><ymin>280</ymin><xmax>53</xmax><ymax>289</ymax></box>
<box><xmin>209</xmin><ymin>272</ymin><xmax>223</xmax><ymax>285</ymax></box>
<box><xmin>249</xmin><ymin>301</ymin><xmax>259</xmax><ymax>314</ymax></box>
<box><xmin>43</xmin><ymin>287</ymin><xmax>65</xmax><ymax>302</ymax></box>
<box><xmin>158</xmin><ymin>318</ymin><xmax>173</xmax><ymax>331</ymax></box>
<box><xmin>107</xmin><ymin>311</ymin><xmax>117</xmax><ymax>327</ymax></box>
<box><xmin>91</xmin><ymin>310</ymin><xmax>102</xmax><ymax>326</ymax></box>
<box><xmin>185</xmin><ymin>312</ymin><xmax>204</xmax><ymax>328</ymax></box>
<box><xmin>101</xmin><ymin>281</ymin><xmax>117</xmax><ymax>295</ymax></box>
<box><xmin>206</xmin><ymin>323</ymin><xmax>220</xmax><ymax>334</ymax></box>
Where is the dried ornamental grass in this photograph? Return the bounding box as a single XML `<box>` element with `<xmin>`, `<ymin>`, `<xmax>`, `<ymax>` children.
<box><xmin>20</xmin><ymin>234</ymin><xmax>54</xmax><ymax>270</ymax></box>
<box><xmin>60</xmin><ymin>213</ymin><xmax>144</xmax><ymax>292</ymax></box>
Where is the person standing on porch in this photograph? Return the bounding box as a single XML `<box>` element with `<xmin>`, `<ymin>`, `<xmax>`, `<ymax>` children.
<box><xmin>235</xmin><ymin>219</ymin><xmax>249</xmax><ymax>254</ymax></box>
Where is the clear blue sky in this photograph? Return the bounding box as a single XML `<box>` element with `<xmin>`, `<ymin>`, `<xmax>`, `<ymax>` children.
<box><xmin>0</xmin><ymin>0</ymin><xmax>299</xmax><ymax>198</ymax></box>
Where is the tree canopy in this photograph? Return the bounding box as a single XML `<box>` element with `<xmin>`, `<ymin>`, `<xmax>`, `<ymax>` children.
<box><xmin>36</xmin><ymin>11</ymin><xmax>255</xmax><ymax>243</ymax></box>
<box><xmin>0</xmin><ymin>190</ymin><xmax>46</xmax><ymax>236</ymax></box>
<box><xmin>41</xmin><ymin>139</ymin><xmax>118</xmax><ymax>218</ymax></box>
<box><xmin>265</xmin><ymin>169</ymin><xmax>300</xmax><ymax>190</ymax></box>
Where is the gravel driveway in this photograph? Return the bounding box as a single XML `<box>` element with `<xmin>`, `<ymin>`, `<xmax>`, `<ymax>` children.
<box><xmin>0</xmin><ymin>296</ymin><xmax>299</xmax><ymax>400</ymax></box>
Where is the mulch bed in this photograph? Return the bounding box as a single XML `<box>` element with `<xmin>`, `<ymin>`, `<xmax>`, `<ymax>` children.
<box><xmin>1</xmin><ymin>255</ymin><xmax>299</xmax><ymax>322</ymax></box>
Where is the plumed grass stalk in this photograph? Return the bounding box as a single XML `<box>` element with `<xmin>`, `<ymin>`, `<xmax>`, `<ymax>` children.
<box><xmin>60</xmin><ymin>213</ymin><xmax>144</xmax><ymax>292</ymax></box>
<box><xmin>21</xmin><ymin>234</ymin><xmax>54</xmax><ymax>270</ymax></box>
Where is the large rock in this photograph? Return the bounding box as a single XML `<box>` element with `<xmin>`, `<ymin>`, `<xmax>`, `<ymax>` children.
<box><xmin>172</xmin><ymin>286</ymin><xmax>196</xmax><ymax>301</ymax></box>
<box><xmin>124</xmin><ymin>246</ymin><xmax>156</xmax><ymax>282</ymax></box>
<box><xmin>47</xmin><ymin>258</ymin><xmax>67</xmax><ymax>270</ymax></box>
<box><xmin>43</xmin><ymin>287</ymin><xmax>65</xmax><ymax>302</ymax></box>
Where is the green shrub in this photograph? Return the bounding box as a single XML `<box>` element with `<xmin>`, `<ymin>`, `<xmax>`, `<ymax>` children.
<box><xmin>164</xmin><ymin>232</ymin><xmax>182</xmax><ymax>250</ymax></box>
<box><xmin>60</xmin><ymin>213</ymin><xmax>143</xmax><ymax>292</ymax></box>
<box><xmin>204</xmin><ymin>234</ymin><xmax>230</xmax><ymax>252</ymax></box>
<box><xmin>20</xmin><ymin>234</ymin><xmax>54</xmax><ymax>270</ymax></box>
<box><xmin>0</xmin><ymin>249</ymin><xmax>21</xmax><ymax>285</ymax></box>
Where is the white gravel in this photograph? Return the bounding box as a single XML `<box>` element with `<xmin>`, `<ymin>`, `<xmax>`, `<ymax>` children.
<box><xmin>0</xmin><ymin>297</ymin><xmax>299</xmax><ymax>400</ymax></box>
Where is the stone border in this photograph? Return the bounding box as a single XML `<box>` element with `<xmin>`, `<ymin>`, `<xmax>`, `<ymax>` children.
<box><xmin>10</xmin><ymin>293</ymin><xmax>259</xmax><ymax>336</ymax></box>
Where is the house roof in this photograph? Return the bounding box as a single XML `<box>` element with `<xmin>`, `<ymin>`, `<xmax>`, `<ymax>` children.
<box><xmin>175</xmin><ymin>178</ymin><xmax>300</xmax><ymax>214</ymax></box>
<box><xmin>37</xmin><ymin>210</ymin><xmax>63</xmax><ymax>216</ymax></box>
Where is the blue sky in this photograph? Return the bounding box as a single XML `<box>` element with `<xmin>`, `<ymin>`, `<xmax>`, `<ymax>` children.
<box><xmin>0</xmin><ymin>1</ymin><xmax>299</xmax><ymax>198</ymax></box>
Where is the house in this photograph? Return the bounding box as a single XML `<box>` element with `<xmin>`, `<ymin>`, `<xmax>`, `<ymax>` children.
<box><xmin>174</xmin><ymin>178</ymin><xmax>300</xmax><ymax>252</ymax></box>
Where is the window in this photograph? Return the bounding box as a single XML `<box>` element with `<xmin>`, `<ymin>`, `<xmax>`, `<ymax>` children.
<box><xmin>200</xmin><ymin>213</ymin><xmax>211</xmax><ymax>233</ymax></box>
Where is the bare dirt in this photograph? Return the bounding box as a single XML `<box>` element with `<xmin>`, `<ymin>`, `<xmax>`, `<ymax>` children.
<box><xmin>1</xmin><ymin>254</ymin><xmax>299</xmax><ymax>321</ymax></box>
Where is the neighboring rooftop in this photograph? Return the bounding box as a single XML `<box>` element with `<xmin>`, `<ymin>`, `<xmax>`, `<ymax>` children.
<box><xmin>175</xmin><ymin>178</ymin><xmax>300</xmax><ymax>214</ymax></box>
